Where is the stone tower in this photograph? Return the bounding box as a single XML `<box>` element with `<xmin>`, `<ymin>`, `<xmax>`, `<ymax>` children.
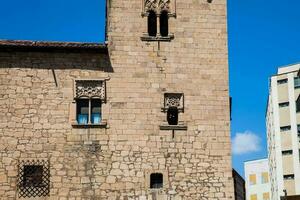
<box><xmin>0</xmin><ymin>0</ymin><xmax>233</xmax><ymax>199</ymax></box>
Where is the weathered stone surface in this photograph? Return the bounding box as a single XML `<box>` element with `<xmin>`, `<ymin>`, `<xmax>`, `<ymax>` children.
<box><xmin>0</xmin><ymin>0</ymin><xmax>233</xmax><ymax>199</ymax></box>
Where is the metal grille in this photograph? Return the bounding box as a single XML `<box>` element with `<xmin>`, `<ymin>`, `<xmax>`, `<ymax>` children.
<box><xmin>18</xmin><ymin>160</ymin><xmax>50</xmax><ymax>198</ymax></box>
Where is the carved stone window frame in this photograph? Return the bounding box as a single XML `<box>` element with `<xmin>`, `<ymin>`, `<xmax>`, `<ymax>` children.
<box><xmin>162</xmin><ymin>93</ymin><xmax>184</xmax><ymax>113</ymax></box>
<box><xmin>141</xmin><ymin>0</ymin><xmax>176</xmax><ymax>18</ymax></box>
<box><xmin>71</xmin><ymin>78</ymin><xmax>109</xmax><ymax>128</ymax></box>
<box><xmin>141</xmin><ymin>0</ymin><xmax>176</xmax><ymax>42</ymax></box>
<box><xmin>160</xmin><ymin>93</ymin><xmax>187</xmax><ymax>131</ymax></box>
<box><xmin>74</xmin><ymin>79</ymin><xmax>107</xmax><ymax>103</ymax></box>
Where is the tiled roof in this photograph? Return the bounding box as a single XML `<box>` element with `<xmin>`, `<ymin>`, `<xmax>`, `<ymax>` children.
<box><xmin>0</xmin><ymin>40</ymin><xmax>107</xmax><ymax>52</ymax></box>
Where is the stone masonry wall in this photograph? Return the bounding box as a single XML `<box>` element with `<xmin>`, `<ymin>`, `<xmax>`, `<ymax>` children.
<box><xmin>106</xmin><ymin>0</ymin><xmax>234</xmax><ymax>199</ymax></box>
<box><xmin>0</xmin><ymin>0</ymin><xmax>234</xmax><ymax>199</ymax></box>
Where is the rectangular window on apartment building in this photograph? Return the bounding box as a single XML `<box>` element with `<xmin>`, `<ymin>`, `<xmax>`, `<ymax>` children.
<box><xmin>277</xmin><ymin>78</ymin><xmax>288</xmax><ymax>84</ymax></box>
<box><xmin>295</xmin><ymin>77</ymin><xmax>300</xmax><ymax>88</ymax></box>
<box><xmin>296</xmin><ymin>96</ymin><xmax>300</xmax><ymax>112</ymax></box>
<box><xmin>280</xmin><ymin>126</ymin><xmax>291</xmax><ymax>132</ymax></box>
<box><xmin>249</xmin><ymin>174</ymin><xmax>256</xmax><ymax>185</ymax></box>
<box><xmin>250</xmin><ymin>194</ymin><xmax>257</xmax><ymax>200</ymax></box>
<box><xmin>263</xmin><ymin>192</ymin><xmax>270</xmax><ymax>200</ymax></box>
<box><xmin>282</xmin><ymin>150</ymin><xmax>293</xmax><ymax>155</ymax></box>
<box><xmin>283</xmin><ymin>174</ymin><xmax>295</xmax><ymax>180</ymax></box>
<box><xmin>261</xmin><ymin>172</ymin><xmax>269</xmax><ymax>184</ymax></box>
<box><xmin>279</xmin><ymin>102</ymin><xmax>289</xmax><ymax>107</ymax></box>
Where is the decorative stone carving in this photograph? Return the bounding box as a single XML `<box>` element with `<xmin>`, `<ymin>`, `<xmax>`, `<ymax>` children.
<box><xmin>75</xmin><ymin>80</ymin><xmax>105</xmax><ymax>100</ymax></box>
<box><xmin>145</xmin><ymin>0</ymin><xmax>158</xmax><ymax>12</ymax></box>
<box><xmin>163</xmin><ymin>93</ymin><xmax>184</xmax><ymax>112</ymax></box>
<box><xmin>159</xmin><ymin>0</ymin><xmax>170</xmax><ymax>12</ymax></box>
<box><xmin>144</xmin><ymin>0</ymin><xmax>171</xmax><ymax>13</ymax></box>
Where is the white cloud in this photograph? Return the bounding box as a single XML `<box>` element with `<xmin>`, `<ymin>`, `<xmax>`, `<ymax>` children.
<box><xmin>232</xmin><ymin>131</ymin><xmax>261</xmax><ymax>155</ymax></box>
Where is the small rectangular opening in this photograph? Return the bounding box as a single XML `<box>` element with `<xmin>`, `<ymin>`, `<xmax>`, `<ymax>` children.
<box><xmin>280</xmin><ymin>126</ymin><xmax>291</xmax><ymax>132</ymax></box>
<box><xmin>283</xmin><ymin>174</ymin><xmax>294</xmax><ymax>180</ymax></box>
<box><xmin>150</xmin><ymin>173</ymin><xmax>163</xmax><ymax>189</ymax></box>
<box><xmin>277</xmin><ymin>79</ymin><xmax>288</xmax><ymax>84</ymax></box>
<box><xmin>282</xmin><ymin>150</ymin><xmax>293</xmax><ymax>155</ymax></box>
<box><xmin>23</xmin><ymin>165</ymin><xmax>43</xmax><ymax>187</ymax></box>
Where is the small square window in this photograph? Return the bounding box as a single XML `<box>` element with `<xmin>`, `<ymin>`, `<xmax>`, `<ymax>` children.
<box><xmin>76</xmin><ymin>99</ymin><xmax>102</xmax><ymax>125</ymax></box>
<box><xmin>23</xmin><ymin>165</ymin><xmax>43</xmax><ymax>187</ymax></box>
<box><xmin>150</xmin><ymin>173</ymin><xmax>163</xmax><ymax>189</ymax></box>
<box><xmin>18</xmin><ymin>160</ymin><xmax>50</xmax><ymax>198</ymax></box>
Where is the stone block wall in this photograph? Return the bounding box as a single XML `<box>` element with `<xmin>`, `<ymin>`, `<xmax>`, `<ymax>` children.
<box><xmin>0</xmin><ymin>0</ymin><xmax>234</xmax><ymax>199</ymax></box>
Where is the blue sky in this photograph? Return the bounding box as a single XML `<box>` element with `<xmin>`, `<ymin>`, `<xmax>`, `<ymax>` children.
<box><xmin>1</xmin><ymin>0</ymin><xmax>300</xmax><ymax>177</ymax></box>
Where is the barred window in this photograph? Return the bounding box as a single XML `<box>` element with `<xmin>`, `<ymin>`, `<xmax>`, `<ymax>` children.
<box><xmin>18</xmin><ymin>160</ymin><xmax>50</xmax><ymax>198</ymax></box>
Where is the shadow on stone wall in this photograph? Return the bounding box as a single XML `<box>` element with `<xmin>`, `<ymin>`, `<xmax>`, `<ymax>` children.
<box><xmin>0</xmin><ymin>49</ymin><xmax>114</xmax><ymax>72</ymax></box>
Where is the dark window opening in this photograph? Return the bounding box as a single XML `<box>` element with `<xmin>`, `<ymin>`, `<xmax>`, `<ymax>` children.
<box><xmin>167</xmin><ymin>107</ymin><xmax>178</xmax><ymax>125</ymax></box>
<box><xmin>148</xmin><ymin>11</ymin><xmax>157</xmax><ymax>37</ymax></box>
<box><xmin>91</xmin><ymin>99</ymin><xmax>101</xmax><ymax>124</ymax></box>
<box><xmin>77</xmin><ymin>99</ymin><xmax>89</xmax><ymax>124</ymax></box>
<box><xmin>295</xmin><ymin>77</ymin><xmax>300</xmax><ymax>88</ymax></box>
<box><xmin>282</xmin><ymin>150</ymin><xmax>293</xmax><ymax>155</ymax></box>
<box><xmin>277</xmin><ymin>79</ymin><xmax>288</xmax><ymax>84</ymax></box>
<box><xmin>18</xmin><ymin>160</ymin><xmax>50</xmax><ymax>198</ymax></box>
<box><xmin>150</xmin><ymin>173</ymin><xmax>163</xmax><ymax>189</ymax></box>
<box><xmin>279</xmin><ymin>102</ymin><xmax>289</xmax><ymax>108</ymax></box>
<box><xmin>283</xmin><ymin>174</ymin><xmax>294</xmax><ymax>180</ymax></box>
<box><xmin>296</xmin><ymin>96</ymin><xmax>300</xmax><ymax>112</ymax></box>
<box><xmin>160</xmin><ymin>11</ymin><xmax>169</xmax><ymax>37</ymax></box>
<box><xmin>280</xmin><ymin>126</ymin><xmax>291</xmax><ymax>132</ymax></box>
<box><xmin>23</xmin><ymin>165</ymin><xmax>43</xmax><ymax>187</ymax></box>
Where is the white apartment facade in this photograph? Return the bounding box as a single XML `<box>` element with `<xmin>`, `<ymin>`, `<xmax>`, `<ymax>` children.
<box><xmin>266</xmin><ymin>64</ymin><xmax>300</xmax><ymax>200</ymax></box>
<box><xmin>245</xmin><ymin>158</ymin><xmax>271</xmax><ymax>200</ymax></box>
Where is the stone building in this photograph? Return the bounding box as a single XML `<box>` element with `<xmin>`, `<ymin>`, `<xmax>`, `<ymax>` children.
<box><xmin>0</xmin><ymin>0</ymin><xmax>233</xmax><ymax>199</ymax></box>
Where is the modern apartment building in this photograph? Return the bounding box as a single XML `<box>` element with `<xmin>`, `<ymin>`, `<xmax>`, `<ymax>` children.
<box><xmin>245</xmin><ymin>158</ymin><xmax>271</xmax><ymax>200</ymax></box>
<box><xmin>266</xmin><ymin>64</ymin><xmax>300</xmax><ymax>200</ymax></box>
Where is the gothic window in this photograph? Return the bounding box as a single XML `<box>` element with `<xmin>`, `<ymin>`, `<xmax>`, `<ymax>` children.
<box><xmin>141</xmin><ymin>0</ymin><xmax>175</xmax><ymax>41</ymax></box>
<box><xmin>160</xmin><ymin>11</ymin><xmax>169</xmax><ymax>37</ymax></box>
<box><xmin>160</xmin><ymin>93</ymin><xmax>187</xmax><ymax>130</ymax></box>
<box><xmin>148</xmin><ymin>10</ymin><xmax>157</xmax><ymax>37</ymax></box>
<box><xmin>150</xmin><ymin>173</ymin><xmax>163</xmax><ymax>188</ymax></box>
<box><xmin>18</xmin><ymin>160</ymin><xmax>50</xmax><ymax>198</ymax></box>
<box><xmin>75</xmin><ymin>80</ymin><xmax>105</xmax><ymax>125</ymax></box>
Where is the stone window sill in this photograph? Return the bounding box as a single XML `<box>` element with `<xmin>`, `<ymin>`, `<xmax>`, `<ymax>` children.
<box><xmin>141</xmin><ymin>34</ymin><xmax>174</xmax><ymax>42</ymax></box>
<box><xmin>71</xmin><ymin>120</ymin><xmax>108</xmax><ymax>129</ymax></box>
<box><xmin>159</xmin><ymin>122</ymin><xmax>187</xmax><ymax>130</ymax></box>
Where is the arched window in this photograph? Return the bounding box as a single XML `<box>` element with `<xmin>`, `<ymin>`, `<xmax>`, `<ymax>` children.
<box><xmin>148</xmin><ymin>11</ymin><xmax>157</xmax><ymax>37</ymax></box>
<box><xmin>167</xmin><ymin>107</ymin><xmax>178</xmax><ymax>125</ymax></box>
<box><xmin>160</xmin><ymin>11</ymin><xmax>169</xmax><ymax>37</ymax></box>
